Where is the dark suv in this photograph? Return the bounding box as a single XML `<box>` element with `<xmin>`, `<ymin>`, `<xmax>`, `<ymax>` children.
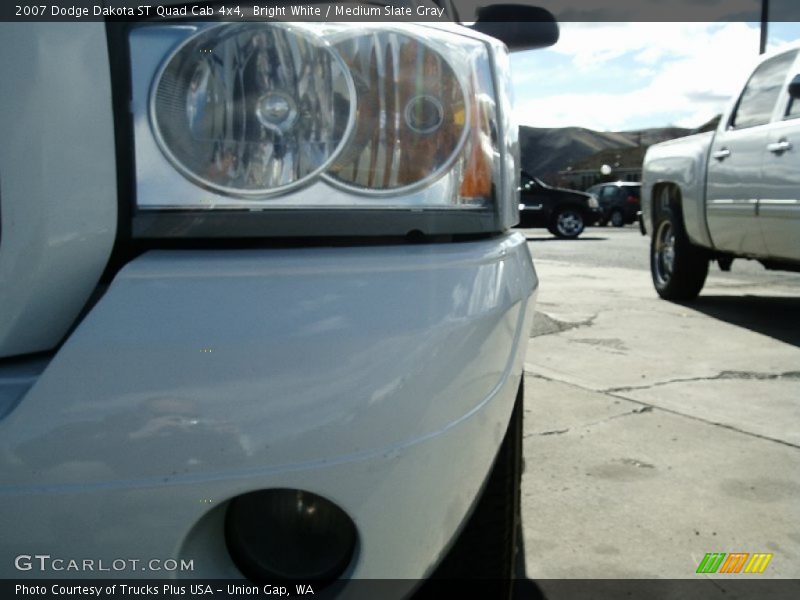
<box><xmin>518</xmin><ymin>172</ymin><xmax>602</xmax><ymax>239</ymax></box>
<box><xmin>586</xmin><ymin>181</ymin><xmax>642</xmax><ymax>227</ymax></box>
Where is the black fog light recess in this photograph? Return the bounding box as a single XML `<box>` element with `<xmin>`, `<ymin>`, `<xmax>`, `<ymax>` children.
<box><xmin>225</xmin><ymin>489</ymin><xmax>357</xmax><ymax>583</ymax></box>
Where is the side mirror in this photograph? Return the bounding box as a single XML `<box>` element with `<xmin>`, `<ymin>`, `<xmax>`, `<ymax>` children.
<box><xmin>469</xmin><ymin>4</ymin><xmax>559</xmax><ymax>52</ymax></box>
<box><xmin>788</xmin><ymin>74</ymin><xmax>800</xmax><ymax>99</ymax></box>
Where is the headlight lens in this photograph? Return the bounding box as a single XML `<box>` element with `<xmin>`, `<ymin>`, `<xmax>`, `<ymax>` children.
<box><xmin>324</xmin><ymin>31</ymin><xmax>469</xmax><ymax>193</ymax></box>
<box><xmin>152</xmin><ymin>23</ymin><xmax>355</xmax><ymax>195</ymax></box>
<box><xmin>588</xmin><ymin>195</ymin><xmax>599</xmax><ymax>209</ymax></box>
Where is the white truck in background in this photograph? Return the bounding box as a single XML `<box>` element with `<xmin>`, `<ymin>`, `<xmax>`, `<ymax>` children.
<box><xmin>642</xmin><ymin>43</ymin><xmax>800</xmax><ymax>300</ymax></box>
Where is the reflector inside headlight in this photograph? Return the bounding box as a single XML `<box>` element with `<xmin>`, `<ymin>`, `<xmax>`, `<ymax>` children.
<box><xmin>152</xmin><ymin>23</ymin><xmax>355</xmax><ymax>195</ymax></box>
<box><xmin>324</xmin><ymin>31</ymin><xmax>469</xmax><ymax>193</ymax></box>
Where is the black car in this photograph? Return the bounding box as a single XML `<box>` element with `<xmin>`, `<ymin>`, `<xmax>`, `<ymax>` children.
<box><xmin>517</xmin><ymin>172</ymin><xmax>602</xmax><ymax>239</ymax></box>
<box><xmin>586</xmin><ymin>181</ymin><xmax>642</xmax><ymax>227</ymax></box>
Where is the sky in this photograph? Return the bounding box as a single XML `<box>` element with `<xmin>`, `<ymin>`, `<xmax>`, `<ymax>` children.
<box><xmin>509</xmin><ymin>22</ymin><xmax>800</xmax><ymax>132</ymax></box>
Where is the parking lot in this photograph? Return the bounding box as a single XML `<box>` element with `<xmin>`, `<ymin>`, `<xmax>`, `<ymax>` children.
<box><xmin>515</xmin><ymin>226</ymin><xmax>800</xmax><ymax>585</ymax></box>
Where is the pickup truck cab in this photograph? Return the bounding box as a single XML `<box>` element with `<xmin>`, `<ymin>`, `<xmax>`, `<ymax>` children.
<box><xmin>0</xmin><ymin>8</ymin><xmax>557</xmax><ymax>594</ymax></box>
<box><xmin>642</xmin><ymin>43</ymin><xmax>800</xmax><ymax>300</ymax></box>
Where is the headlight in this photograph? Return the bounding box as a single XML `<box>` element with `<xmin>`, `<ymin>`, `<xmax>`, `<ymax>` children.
<box><xmin>588</xmin><ymin>196</ymin><xmax>599</xmax><ymax>209</ymax></box>
<box><xmin>325</xmin><ymin>31</ymin><xmax>470</xmax><ymax>194</ymax></box>
<box><xmin>129</xmin><ymin>23</ymin><xmax>515</xmax><ymax>238</ymax></box>
<box><xmin>152</xmin><ymin>24</ymin><xmax>356</xmax><ymax>195</ymax></box>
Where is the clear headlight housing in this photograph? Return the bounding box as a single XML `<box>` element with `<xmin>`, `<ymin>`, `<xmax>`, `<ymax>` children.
<box><xmin>152</xmin><ymin>25</ymin><xmax>356</xmax><ymax>196</ymax></box>
<box><xmin>129</xmin><ymin>23</ymin><xmax>516</xmax><ymax>238</ymax></box>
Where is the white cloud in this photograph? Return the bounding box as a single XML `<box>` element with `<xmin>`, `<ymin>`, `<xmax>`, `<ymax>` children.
<box><xmin>511</xmin><ymin>22</ymin><xmax>774</xmax><ymax>131</ymax></box>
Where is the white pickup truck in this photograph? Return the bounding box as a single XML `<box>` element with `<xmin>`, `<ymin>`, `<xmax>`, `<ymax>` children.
<box><xmin>642</xmin><ymin>43</ymin><xmax>800</xmax><ymax>300</ymax></box>
<box><xmin>0</xmin><ymin>5</ymin><xmax>557</xmax><ymax>595</ymax></box>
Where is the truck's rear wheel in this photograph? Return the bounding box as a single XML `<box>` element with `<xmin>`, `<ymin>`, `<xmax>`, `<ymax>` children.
<box><xmin>651</xmin><ymin>207</ymin><xmax>709</xmax><ymax>300</ymax></box>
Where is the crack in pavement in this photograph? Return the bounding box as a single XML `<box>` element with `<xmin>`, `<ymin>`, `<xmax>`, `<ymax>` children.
<box><xmin>524</xmin><ymin>372</ymin><xmax>800</xmax><ymax>450</ymax></box>
<box><xmin>538</xmin><ymin>428</ymin><xmax>570</xmax><ymax>436</ymax></box>
<box><xmin>526</xmin><ymin>383</ymin><xmax>654</xmax><ymax>437</ymax></box>
<box><xmin>605</xmin><ymin>370</ymin><xmax>800</xmax><ymax>394</ymax></box>
<box><xmin>530</xmin><ymin>311</ymin><xmax>598</xmax><ymax>338</ymax></box>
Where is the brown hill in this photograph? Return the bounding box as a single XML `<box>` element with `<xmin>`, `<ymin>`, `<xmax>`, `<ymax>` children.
<box><xmin>519</xmin><ymin>125</ymin><xmax>692</xmax><ymax>180</ymax></box>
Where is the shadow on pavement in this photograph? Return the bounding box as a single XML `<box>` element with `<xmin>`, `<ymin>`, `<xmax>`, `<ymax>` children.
<box><xmin>522</xmin><ymin>236</ymin><xmax>608</xmax><ymax>242</ymax></box>
<box><xmin>688</xmin><ymin>294</ymin><xmax>800</xmax><ymax>348</ymax></box>
<box><xmin>514</xmin><ymin>524</ymin><xmax>547</xmax><ymax>599</ymax></box>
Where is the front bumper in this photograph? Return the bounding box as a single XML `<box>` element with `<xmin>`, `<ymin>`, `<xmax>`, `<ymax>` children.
<box><xmin>0</xmin><ymin>233</ymin><xmax>537</xmax><ymax>582</ymax></box>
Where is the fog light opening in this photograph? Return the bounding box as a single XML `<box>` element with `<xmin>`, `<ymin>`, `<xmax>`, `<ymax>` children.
<box><xmin>225</xmin><ymin>489</ymin><xmax>357</xmax><ymax>584</ymax></box>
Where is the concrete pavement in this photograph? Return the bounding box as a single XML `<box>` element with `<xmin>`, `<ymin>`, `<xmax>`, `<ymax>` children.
<box><xmin>519</xmin><ymin>228</ymin><xmax>800</xmax><ymax>581</ymax></box>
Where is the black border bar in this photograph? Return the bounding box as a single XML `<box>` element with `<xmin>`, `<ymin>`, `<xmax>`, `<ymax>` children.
<box><xmin>4</xmin><ymin>1</ymin><xmax>800</xmax><ymax>22</ymax></box>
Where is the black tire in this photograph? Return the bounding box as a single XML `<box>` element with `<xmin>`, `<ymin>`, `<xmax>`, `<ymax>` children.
<box><xmin>651</xmin><ymin>206</ymin><xmax>709</xmax><ymax>300</ymax></box>
<box><xmin>419</xmin><ymin>381</ymin><xmax>523</xmax><ymax>599</ymax></box>
<box><xmin>551</xmin><ymin>207</ymin><xmax>585</xmax><ymax>239</ymax></box>
<box><xmin>610</xmin><ymin>209</ymin><xmax>625</xmax><ymax>227</ymax></box>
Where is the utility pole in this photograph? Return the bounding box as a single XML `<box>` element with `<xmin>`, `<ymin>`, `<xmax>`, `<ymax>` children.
<box><xmin>760</xmin><ymin>0</ymin><xmax>769</xmax><ymax>54</ymax></box>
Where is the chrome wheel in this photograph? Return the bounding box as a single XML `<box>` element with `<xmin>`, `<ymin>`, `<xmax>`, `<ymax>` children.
<box><xmin>650</xmin><ymin>191</ymin><xmax>709</xmax><ymax>300</ymax></box>
<box><xmin>653</xmin><ymin>219</ymin><xmax>675</xmax><ymax>286</ymax></box>
<box><xmin>555</xmin><ymin>209</ymin><xmax>584</xmax><ymax>238</ymax></box>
